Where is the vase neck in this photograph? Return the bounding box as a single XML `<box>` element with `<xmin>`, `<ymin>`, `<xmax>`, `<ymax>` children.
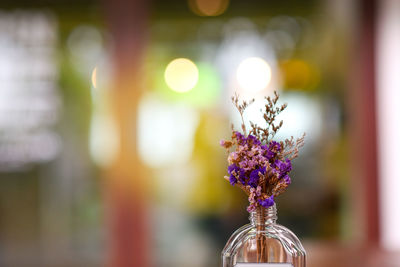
<box><xmin>249</xmin><ymin>204</ymin><xmax>277</xmax><ymax>225</ymax></box>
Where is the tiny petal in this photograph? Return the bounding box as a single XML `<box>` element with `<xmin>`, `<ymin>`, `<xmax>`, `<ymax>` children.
<box><xmin>247</xmin><ymin>204</ymin><xmax>256</xmax><ymax>212</ymax></box>
<box><xmin>283</xmin><ymin>174</ymin><xmax>291</xmax><ymax>185</ymax></box>
<box><xmin>228</xmin><ymin>152</ymin><xmax>239</xmax><ymax>163</ymax></box>
<box><xmin>249</xmin><ymin>169</ymin><xmax>260</xmax><ymax>188</ymax></box>
<box><xmin>256</xmin><ymin>186</ymin><xmax>262</xmax><ymax>196</ymax></box>
<box><xmin>228</xmin><ymin>164</ymin><xmax>238</xmax><ymax>173</ymax></box>
<box><xmin>258</xmin><ymin>195</ymin><xmax>275</xmax><ymax>208</ymax></box>
<box><xmin>229</xmin><ymin>174</ymin><xmax>238</xmax><ymax>185</ymax></box>
<box><xmin>247</xmin><ymin>135</ymin><xmax>261</xmax><ymax>145</ymax></box>
<box><xmin>220</xmin><ymin>140</ymin><xmax>232</xmax><ymax>148</ymax></box>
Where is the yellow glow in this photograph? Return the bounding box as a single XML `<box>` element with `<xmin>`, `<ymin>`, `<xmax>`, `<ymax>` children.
<box><xmin>91</xmin><ymin>67</ymin><xmax>97</xmax><ymax>88</ymax></box>
<box><xmin>280</xmin><ymin>59</ymin><xmax>320</xmax><ymax>90</ymax></box>
<box><xmin>164</xmin><ymin>58</ymin><xmax>199</xmax><ymax>93</ymax></box>
<box><xmin>189</xmin><ymin>0</ymin><xmax>230</xmax><ymax>16</ymax></box>
<box><xmin>236</xmin><ymin>57</ymin><xmax>272</xmax><ymax>93</ymax></box>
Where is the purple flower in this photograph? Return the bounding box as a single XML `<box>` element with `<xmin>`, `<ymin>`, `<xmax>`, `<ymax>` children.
<box><xmin>262</xmin><ymin>141</ymin><xmax>281</xmax><ymax>160</ymax></box>
<box><xmin>229</xmin><ymin>175</ymin><xmax>237</xmax><ymax>185</ymax></box>
<box><xmin>268</xmin><ymin>141</ymin><xmax>281</xmax><ymax>153</ymax></box>
<box><xmin>238</xmin><ymin>160</ymin><xmax>247</xmax><ymax>169</ymax></box>
<box><xmin>227</xmin><ymin>164</ymin><xmax>239</xmax><ymax>185</ymax></box>
<box><xmin>261</xmin><ymin>144</ymin><xmax>268</xmax><ymax>150</ymax></box>
<box><xmin>228</xmin><ymin>164</ymin><xmax>246</xmax><ymax>185</ymax></box>
<box><xmin>248</xmin><ymin>167</ymin><xmax>266</xmax><ymax>188</ymax></box>
<box><xmin>272</xmin><ymin>159</ymin><xmax>292</xmax><ymax>185</ymax></box>
<box><xmin>233</xmin><ymin>131</ymin><xmax>246</xmax><ymax>145</ymax></box>
<box><xmin>227</xmin><ymin>164</ymin><xmax>237</xmax><ymax>173</ymax></box>
<box><xmin>247</xmin><ymin>159</ymin><xmax>257</xmax><ymax>169</ymax></box>
<box><xmin>249</xmin><ymin>170</ymin><xmax>259</xmax><ymax>188</ymax></box>
<box><xmin>246</xmin><ymin>134</ymin><xmax>261</xmax><ymax>146</ymax></box>
<box><xmin>275</xmin><ymin>158</ymin><xmax>292</xmax><ymax>174</ymax></box>
<box><xmin>264</xmin><ymin>149</ymin><xmax>275</xmax><ymax>160</ymax></box>
<box><xmin>283</xmin><ymin>174</ymin><xmax>291</xmax><ymax>185</ymax></box>
<box><xmin>258</xmin><ymin>195</ymin><xmax>275</xmax><ymax>208</ymax></box>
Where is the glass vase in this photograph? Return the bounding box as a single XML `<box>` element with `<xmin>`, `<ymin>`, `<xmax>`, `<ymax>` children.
<box><xmin>222</xmin><ymin>204</ymin><xmax>306</xmax><ymax>267</ymax></box>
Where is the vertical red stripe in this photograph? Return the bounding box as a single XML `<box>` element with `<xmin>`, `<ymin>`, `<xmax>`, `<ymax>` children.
<box><xmin>103</xmin><ymin>0</ymin><xmax>151</xmax><ymax>266</ymax></box>
<box><xmin>350</xmin><ymin>0</ymin><xmax>379</xmax><ymax>244</ymax></box>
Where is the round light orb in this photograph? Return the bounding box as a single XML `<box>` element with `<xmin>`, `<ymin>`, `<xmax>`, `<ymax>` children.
<box><xmin>236</xmin><ymin>57</ymin><xmax>272</xmax><ymax>93</ymax></box>
<box><xmin>164</xmin><ymin>58</ymin><xmax>199</xmax><ymax>93</ymax></box>
<box><xmin>189</xmin><ymin>0</ymin><xmax>230</xmax><ymax>16</ymax></box>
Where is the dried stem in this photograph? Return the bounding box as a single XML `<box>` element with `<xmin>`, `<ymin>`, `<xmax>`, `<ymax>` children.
<box><xmin>232</xmin><ymin>93</ymin><xmax>254</xmax><ymax>136</ymax></box>
<box><xmin>256</xmin><ymin>207</ymin><xmax>267</xmax><ymax>262</ymax></box>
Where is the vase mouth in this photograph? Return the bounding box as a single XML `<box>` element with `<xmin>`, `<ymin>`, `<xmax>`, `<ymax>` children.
<box><xmin>249</xmin><ymin>203</ymin><xmax>277</xmax><ymax>225</ymax></box>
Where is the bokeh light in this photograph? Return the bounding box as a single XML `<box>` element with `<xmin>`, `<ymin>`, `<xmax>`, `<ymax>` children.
<box><xmin>138</xmin><ymin>94</ymin><xmax>199</xmax><ymax>167</ymax></box>
<box><xmin>164</xmin><ymin>58</ymin><xmax>199</xmax><ymax>93</ymax></box>
<box><xmin>67</xmin><ymin>25</ymin><xmax>104</xmax><ymax>77</ymax></box>
<box><xmin>280</xmin><ymin>59</ymin><xmax>320</xmax><ymax>90</ymax></box>
<box><xmin>189</xmin><ymin>0</ymin><xmax>230</xmax><ymax>17</ymax></box>
<box><xmin>91</xmin><ymin>67</ymin><xmax>97</xmax><ymax>88</ymax></box>
<box><xmin>89</xmin><ymin>113</ymin><xmax>119</xmax><ymax>167</ymax></box>
<box><xmin>154</xmin><ymin>61</ymin><xmax>221</xmax><ymax>108</ymax></box>
<box><xmin>236</xmin><ymin>57</ymin><xmax>272</xmax><ymax>93</ymax></box>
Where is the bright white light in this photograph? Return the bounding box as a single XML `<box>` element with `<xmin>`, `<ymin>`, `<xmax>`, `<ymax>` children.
<box><xmin>164</xmin><ymin>58</ymin><xmax>199</xmax><ymax>93</ymax></box>
<box><xmin>376</xmin><ymin>0</ymin><xmax>400</xmax><ymax>251</ymax></box>
<box><xmin>138</xmin><ymin>94</ymin><xmax>199</xmax><ymax>167</ymax></box>
<box><xmin>0</xmin><ymin>11</ymin><xmax>60</xmax><ymax>170</ymax></box>
<box><xmin>236</xmin><ymin>57</ymin><xmax>271</xmax><ymax>93</ymax></box>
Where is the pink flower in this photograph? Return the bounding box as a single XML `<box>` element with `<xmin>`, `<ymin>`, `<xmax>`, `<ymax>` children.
<box><xmin>256</xmin><ymin>186</ymin><xmax>262</xmax><ymax>196</ymax></box>
<box><xmin>247</xmin><ymin>204</ymin><xmax>256</xmax><ymax>212</ymax></box>
<box><xmin>228</xmin><ymin>152</ymin><xmax>239</xmax><ymax>163</ymax></box>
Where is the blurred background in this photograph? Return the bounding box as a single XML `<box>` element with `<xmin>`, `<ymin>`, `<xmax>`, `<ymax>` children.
<box><xmin>0</xmin><ymin>0</ymin><xmax>399</xmax><ymax>266</ymax></box>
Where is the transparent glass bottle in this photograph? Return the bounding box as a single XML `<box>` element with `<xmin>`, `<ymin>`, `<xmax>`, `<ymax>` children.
<box><xmin>222</xmin><ymin>204</ymin><xmax>306</xmax><ymax>267</ymax></box>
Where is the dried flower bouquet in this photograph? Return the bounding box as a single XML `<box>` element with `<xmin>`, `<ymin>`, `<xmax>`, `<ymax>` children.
<box><xmin>220</xmin><ymin>91</ymin><xmax>305</xmax><ymax>262</ymax></box>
